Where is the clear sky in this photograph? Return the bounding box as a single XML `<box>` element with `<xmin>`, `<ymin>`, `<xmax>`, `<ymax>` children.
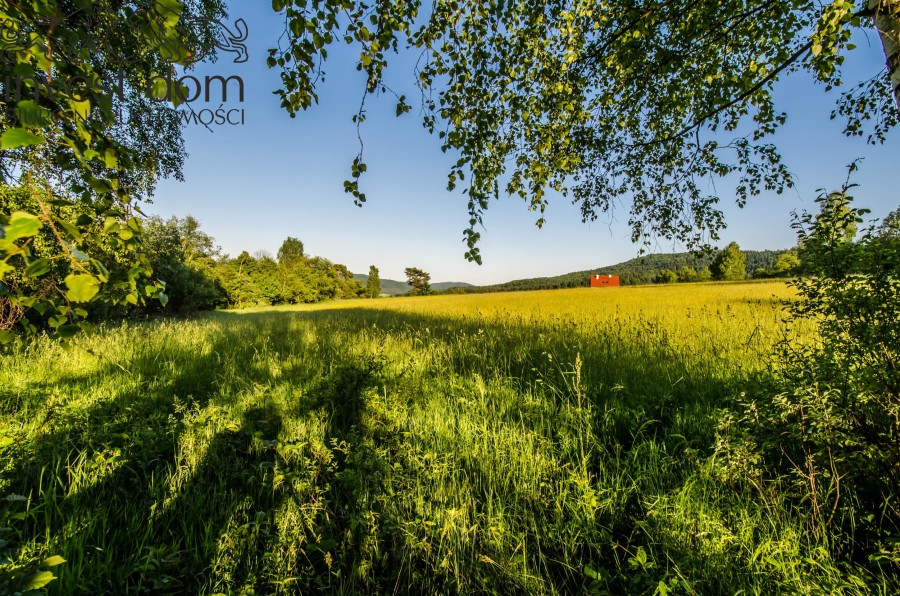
<box><xmin>147</xmin><ymin>4</ymin><xmax>898</xmax><ymax>285</ymax></box>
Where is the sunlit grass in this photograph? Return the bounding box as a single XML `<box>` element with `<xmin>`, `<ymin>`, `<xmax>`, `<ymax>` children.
<box><xmin>3</xmin><ymin>280</ymin><xmax>858</xmax><ymax>594</ymax></box>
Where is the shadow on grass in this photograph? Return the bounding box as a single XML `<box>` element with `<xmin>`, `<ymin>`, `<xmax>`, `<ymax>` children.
<box><xmin>0</xmin><ymin>304</ymin><xmax>779</xmax><ymax>593</ymax></box>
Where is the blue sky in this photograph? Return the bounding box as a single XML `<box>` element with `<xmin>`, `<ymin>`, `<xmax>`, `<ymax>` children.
<box><xmin>148</xmin><ymin>5</ymin><xmax>898</xmax><ymax>285</ymax></box>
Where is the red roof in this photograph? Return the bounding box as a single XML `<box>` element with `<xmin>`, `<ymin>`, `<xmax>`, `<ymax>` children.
<box><xmin>590</xmin><ymin>274</ymin><xmax>620</xmax><ymax>287</ymax></box>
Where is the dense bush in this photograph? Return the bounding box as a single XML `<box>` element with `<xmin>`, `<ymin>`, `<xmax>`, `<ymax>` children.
<box><xmin>716</xmin><ymin>186</ymin><xmax>900</xmax><ymax>579</ymax></box>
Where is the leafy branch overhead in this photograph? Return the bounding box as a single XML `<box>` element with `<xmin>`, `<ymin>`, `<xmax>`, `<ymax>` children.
<box><xmin>0</xmin><ymin>0</ymin><xmax>225</xmax><ymax>342</ymax></box>
<box><xmin>270</xmin><ymin>0</ymin><xmax>900</xmax><ymax>262</ymax></box>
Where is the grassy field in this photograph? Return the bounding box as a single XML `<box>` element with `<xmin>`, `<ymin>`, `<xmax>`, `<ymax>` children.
<box><xmin>1</xmin><ymin>280</ymin><xmax>844</xmax><ymax>594</ymax></box>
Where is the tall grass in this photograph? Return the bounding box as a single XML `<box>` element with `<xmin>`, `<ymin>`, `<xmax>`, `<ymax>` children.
<box><xmin>3</xmin><ymin>281</ymin><xmax>866</xmax><ymax>594</ymax></box>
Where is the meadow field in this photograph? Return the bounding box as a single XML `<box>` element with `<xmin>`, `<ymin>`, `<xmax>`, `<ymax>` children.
<box><xmin>2</xmin><ymin>280</ymin><xmax>856</xmax><ymax>594</ymax></box>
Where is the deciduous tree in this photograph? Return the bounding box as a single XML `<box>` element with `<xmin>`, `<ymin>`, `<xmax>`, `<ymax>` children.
<box><xmin>712</xmin><ymin>242</ymin><xmax>747</xmax><ymax>281</ymax></box>
<box><xmin>0</xmin><ymin>0</ymin><xmax>225</xmax><ymax>340</ymax></box>
<box><xmin>271</xmin><ymin>0</ymin><xmax>900</xmax><ymax>262</ymax></box>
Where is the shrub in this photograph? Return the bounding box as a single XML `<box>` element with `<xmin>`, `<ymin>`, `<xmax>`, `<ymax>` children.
<box><xmin>716</xmin><ymin>181</ymin><xmax>900</xmax><ymax>571</ymax></box>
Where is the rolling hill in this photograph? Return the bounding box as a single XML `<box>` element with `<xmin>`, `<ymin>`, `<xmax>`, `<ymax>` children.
<box><xmin>455</xmin><ymin>249</ymin><xmax>788</xmax><ymax>293</ymax></box>
<box><xmin>351</xmin><ymin>274</ymin><xmax>474</xmax><ymax>295</ymax></box>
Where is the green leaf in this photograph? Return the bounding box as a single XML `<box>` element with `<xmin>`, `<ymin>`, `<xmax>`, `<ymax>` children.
<box><xmin>63</xmin><ymin>240</ymin><xmax>89</xmax><ymax>262</ymax></box>
<box><xmin>64</xmin><ymin>274</ymin><xmax>101</xmax><ymax>302</ymax></box>
<box><xmin>150</xmin><ymin>77</ymin><xmax>170</xmax><ymax>100</ymax></box>
<box><xmin>56</xmin><ymin>325</ymin><xmax>81</xmax><ymax>338</ymax></box>
<box><xmin>23</xmin><ymin>570</ymin><xmax>56</xmax><ymax>590</ymax></box>
<box><xmin>104</xmin><ymin>148</ymin><xmax>118</xmax><ymax>169</ymax></box>
<box><xmin>88</xmin><ymin>178</ymin><xmax>112</xmax><ymax>194</ymax></box>
<box><xmin>43</xmin><ymin>555</ymin><xmax>67</xmax><ymax>567</ymax></box>
<box><xmin>4</xmin><ymin>211</ymin><xmax>42</xmax><ymax>241</ymax></box>
<box><xmin>16</xmin><ymin>100</ymin><xmax>51</xmax><ymax>128</ymax></box>
<box><xmin>71</xmin><ymin>99</ymin><xmax>91</xmax><ymax>121</ymax></box>
<box><xmin>24</xmin><ymin>258</ymin><xmax>51</xmax><ymax>277</ymax></box>
<box><xmin>157</xmin><ymin>0</ymin><xmax>185</xmax><ymax>18</ymax></box>
<box><xmin>0</xmin><ymin>330</ymin><xmax>14</xmax><ymax>344</ymax></box>
<box><xmin>1</xmin><ymin>128</ymin><xmax>45</xmax><ymax>150</ymax></box>
<box><xmin>48</xmin><ymin>314</ymin><xmax>67</xmax><ymax>328</ymax></box>
<box><xmin>56</xmin><ymin>219</ymin><xmax>84</xmax><ymax>243</ymax></box>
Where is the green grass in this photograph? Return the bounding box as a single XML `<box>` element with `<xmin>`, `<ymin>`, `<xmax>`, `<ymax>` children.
<box><xmin>1</xmin><ymin>282</ymin><xmax>871</xmax><ymax>593</ymax></box>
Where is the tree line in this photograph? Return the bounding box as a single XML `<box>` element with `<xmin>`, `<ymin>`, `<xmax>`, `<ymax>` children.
<box><xmin>448</xmin><ymin>246</ymin><xmax>799</xmax><ymax>295</ymax></box>
<box><xmin>141</xmin><ymin>216</ymin><xmax>374</xmax><ymax>312</ymax></box>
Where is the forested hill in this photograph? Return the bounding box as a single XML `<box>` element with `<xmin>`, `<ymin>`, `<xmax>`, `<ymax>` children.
<box><xmin>352</xmin><ymin>274</ymin><xmax>473</xmax><ymax>295</ymax></box>
<box><xmin>458</xmin><ymin>250</ymin><xmax>787</xmax><ymax>293</ymax></box>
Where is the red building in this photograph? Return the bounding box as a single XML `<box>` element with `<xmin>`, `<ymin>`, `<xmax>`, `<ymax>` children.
<box><xmin>590</xmin><ymin>274</ymin><xmax>620</xmax><ymax>287</ymax></box>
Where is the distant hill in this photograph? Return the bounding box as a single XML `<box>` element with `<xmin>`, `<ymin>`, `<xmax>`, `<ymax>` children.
<box><xmin>456</xmin><ymin>249</ymin><xmax>788</xmax><ymax>294</ymax></box>
<box><xmin>352</xmin><ymin>274</ymin><xmax>474</xmax><ymax>296</ymax></box>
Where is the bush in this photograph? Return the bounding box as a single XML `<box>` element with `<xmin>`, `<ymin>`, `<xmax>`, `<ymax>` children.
<box><xmin>716</xmin><ymin>181</ymin><xmax>900</xmax><ymax>572</ymax></box>
<box><xmin>653</xmin><ymin>269</ymin><xmax>678</xmax><ymax>284</ymax></box>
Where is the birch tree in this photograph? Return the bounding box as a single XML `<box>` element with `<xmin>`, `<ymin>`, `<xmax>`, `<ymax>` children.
<box><xmin>271</xmin><ymin>0</ymin><xmax>900</xmax><ymax>263</ymax></box>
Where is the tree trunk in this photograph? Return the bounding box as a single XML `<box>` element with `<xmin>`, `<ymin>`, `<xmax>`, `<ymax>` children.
<box><xmin>870</xmin><ymin>0</ymin><xmax>900</xmax><ymax>110</ymax></box>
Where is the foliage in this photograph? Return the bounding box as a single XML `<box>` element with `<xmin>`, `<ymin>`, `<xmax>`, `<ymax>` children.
<box><xmin>0</xmin><ymin>0</ymin><xmax>226</xmax><ymax>341</ymax></box>
<box><xmin>141</xmin><ymin>216</ymin><xmax>226</xmax><ymax>313</ymax></box>
<box><xmin>1</xmin><ymin>201</ymin><xmax>365</xmax><ymax>320</ymax></box>
<box><xmin>404</xmin><ymin>267</ymin><xmax>431</xmax><ymax>296</ymax></box>
<box><xmin>0</xmin><ymin>182</ymin><xmax>165</xmax><ymax>343</ymax></box>
<box><xmin>796</xmin><ymin>189</ymin><xmax>859</xmax><ymax>274</ymax></box>
<box><xmin>711</xmin><ymin>242</ymin><xmax>747</xmax><ymax>281</ymax></box>
<box><xmin>715</xmin><ymin>184</ymin><xmax>900</xmax><ymax>575</ymax></box>
<box><xmin>211</xmin><ymin>242</ymin><xmax>362</xmax><ymax>309</ymax></box>
<box><xmin>365</xmin><ymin>265</ymin><xmax>381</xmax><ymax>298</ymax></box>
<box><xmin>676</xmin><ymin>266</ymin><xmax>697</xmax><ymax>282</ymax></box>
<box><xmin>654</xmin><ymin>269</ymin><xmax>678</xmax><ymax>284</ymax></box>
<box><xmin>277</xmin><ymin>237</ymin><xmax>305</xmax><ymax>268</ymax></box>
<box><xmin>269</xmin><ymin>0</ymin><xmax>898</xmax><ymax>262</ymax></box>
<box><xmin>880</xmin><ymin>207</ymin><xmax>900</xmax><ymax>238</ymax></box>
<box><xmin>770</xmin><ymin>248</ymin><xmax>802</xmax><ymax>277</ymax></box>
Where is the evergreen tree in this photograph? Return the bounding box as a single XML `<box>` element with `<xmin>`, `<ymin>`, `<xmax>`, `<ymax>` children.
<box><xmin>404</xmin><ymin>268</ymin><xmax>432</xmax><ymax>296</ymax></box>
<box><xmin>366</xmin><ymin>266</ymin><xmax>381</xmax><ymax>298</ymax></box>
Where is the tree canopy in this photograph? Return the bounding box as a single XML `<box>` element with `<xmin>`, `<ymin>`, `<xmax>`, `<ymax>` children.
<box><xmin>712</xmin><ymin>242</ymin><xmax>747</xmax><ymax>280</ymax></box>
<box><xmin>0</xmin><ymin>0</ymin><xmax>225</xmax><ymax>340</ymax></box>
<box><xmin>404</xmin><ymin>267</ymin><xmax>431</xmax><ymax>296</ymax></box>
<box><xmin>270</xmin><ymin>0</ymin><xmax>899</xmax><ymax>262</ymax></box>
<box><xmin>365</xmin><ymin>265</ymin><xmax>381</xmax><ymax>298</ymax></box>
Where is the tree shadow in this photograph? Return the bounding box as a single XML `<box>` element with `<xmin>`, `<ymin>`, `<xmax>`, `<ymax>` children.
<box><xmin>217</xmin><ymin>306</ymin><xmax>775</xmax><ymax>592</ymax></box>
<box><xmin>0</xmin><ymin>302</ymin><xmax>781</xmax><ymax>593</ymax></box>
<box><xmin>133</xmin><ymin>404</ymin><xmax>284</xmax><ymax>593</ymax></box>
<box><xmin>2</xmin><ymin>323</ymin><xmax>300</xmax><ymax>593</ymax></box>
